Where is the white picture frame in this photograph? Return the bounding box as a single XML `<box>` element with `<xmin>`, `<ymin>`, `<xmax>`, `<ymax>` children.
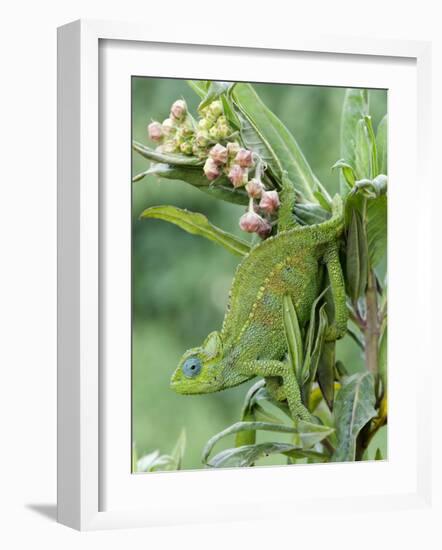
<box><xmin>57</xmin><ymin>19</ymin><xmax>433</xmax><ymax>531</ymax></box>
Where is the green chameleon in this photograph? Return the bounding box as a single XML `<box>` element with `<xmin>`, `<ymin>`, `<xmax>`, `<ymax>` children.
<box><xmin>170</xmin><ymin>180</ymin><xmax>347</xmax><ymax>421</ymax></box>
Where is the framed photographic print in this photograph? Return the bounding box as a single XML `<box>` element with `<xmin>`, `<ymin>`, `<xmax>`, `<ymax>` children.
<box><xmin>57</xmin><ymin>20</ymin><xmax>432</xmax><ymax>530</ymax></box>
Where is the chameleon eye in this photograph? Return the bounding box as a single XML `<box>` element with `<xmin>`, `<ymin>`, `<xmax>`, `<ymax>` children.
<box><xmin>182</xmin><ymin>357</ymin><xmax>202</xmax><ymax>378</ymax></box>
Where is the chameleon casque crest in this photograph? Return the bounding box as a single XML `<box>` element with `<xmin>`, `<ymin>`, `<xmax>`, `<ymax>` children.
<box><xmin>171</xmin><ymin>179</ymin><xmax>348</xmax><ymax>421</ymax></box>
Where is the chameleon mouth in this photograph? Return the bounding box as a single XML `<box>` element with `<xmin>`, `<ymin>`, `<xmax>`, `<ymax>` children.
<box><xmin>170</xmin><ymin>380</ymin><xmax>219</xmax><ymax>395</ymax></box>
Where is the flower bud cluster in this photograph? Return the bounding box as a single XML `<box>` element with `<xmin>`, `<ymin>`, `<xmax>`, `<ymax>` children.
<box><xmin>238</xmin><ymin>165</ymin><xmax>280</xmax><ymax>240</ymax></box>
<box><xmin>202</xmin><ymin>139</ymin><xmax>256</xmax><ymax>186</ymax></box>
<box><xmin>146</xmin><ymin>97</ymin><xmax>280</xmax><ymax>241</ymax></box>
<box><xmin>147</xmin><ymin>98</ymin><xmax>237</xmax><ymax>161</ymax></box>
<box><xmin>193</xmin><ymin>100</ymin><xmax>233</xmax><ymax>159</ymax></box>
<box><xmin>147</xmin><ymin>99</ymin><xmax>194</xmax><ymax>155</ymax></box>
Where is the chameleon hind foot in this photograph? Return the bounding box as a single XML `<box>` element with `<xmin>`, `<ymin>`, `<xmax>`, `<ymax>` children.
<box><xmin>323</xmin><ymin>242</ymin><xmax>348</xmax><ymax>342</ymax></box>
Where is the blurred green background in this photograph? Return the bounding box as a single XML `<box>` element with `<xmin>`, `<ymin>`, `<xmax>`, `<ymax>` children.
<box><xmin>132</xmin><ymin>78</ymin><xmax>387</xmax><ymax>470</ymax></box>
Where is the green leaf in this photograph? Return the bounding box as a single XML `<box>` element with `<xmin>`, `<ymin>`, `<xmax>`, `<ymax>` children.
<box><xmin>332</xmin><ymin>159</ymin><xmax>356</xmax><ymax>188</ymax></box>
<box><xmin>376</xmin><ymin>115</ymin><xmax>388</xmax><ymax>175</ymax></box>
<box><xmin>284</xmin><ymin>448</ymin><xmax>330</xmax><ymax>463</ymax></box>
<box><xmin>367</xmin><ymin>194</ymin><xmax>387</xmax><ymax>267</ymax></box>
<box><xmin>354</xmin><ymin>118</ymin><xmax>372</xmax><ymax>180</ymax></box>
<box><xmin>346</xmin><ymin>327</ymin><xmax>364</xmax><ymax>351</ymax></box>
<box><xmin>375</xmin><ymin>448</ymin><xmax>383</xmax><ymax>460</ymax></box>
<box><xmin>352</xmin><ymin>174</ymin><xmax>387</xmax><ymax>199</ymax></box>
<box><xmin>132</xmin><ymin>141</ymin><xmax>202</xmax><ymax>166</ymax></box>
<box><xmin>232</xmin><ymin>83</ymin><xmax>329</xmax><ymax>204</ymax></box>
<box><xmin>170</xmin><ymin>429</ymin><xmax>186</xmax><ymax>470</ymax></box>
<box><xmin>145</xmin><ymin>163</ymin><xmax>249</xmax><ymax>206</ymax></box>
<box><xmin>132</xmin><ymin>443</ymin><xmax>138</xmax><ymax>473</ymax></box>
<box><xmin>136</xmin><ymin>450</ymin><xmax>175</xmax><ymax>472</ymax></box>
<box><xmin>202</xmin><ymin>421</ymin><xmax>300</xmax><ymax>465</ymax></box>
<box><xmin>295</xmin><ymin>420</ymin><xmax>335</xmax><ymax>448</ymax></box>
<box><xmin>207</xmin><ymin>442</ymin><xmax>320</xmax><ymax>468</ymax></box>
<box><xmin>339</xmin><ymin>91</ymin><xmax>387</xmax><ymax>268</ymax></box>
<box><xmin>332</xmin><ymin>372</ymin><xmax>377</xmax><ymax>462</ymax></box>
<box><xmin>345</xmin><ymin>209</ymin><xmax>368</xmax><ymax>304</ymax></box>
<box><xmin>136</xmin><ymin>450</ymin><xmax>160</xmax><ymax>472</ymax></box>
<box><xmin>202</xmin><ymin>420</ymin><xmax>333</xmax><ymax>465</ymax></box>
<box><xmin>308</xmin><ymin>305</ymin><xmax>328</xmax><ymax>382</ymax></box>
<box><xmin>293</xmin><ymin>203</ymin><xmax>330</xmax><ymax>226</ymax></box>
<box><xmin>136</xmin><ymin>433</ymin><xmax>186</xmax><ymax>472</ymax></box>
<box><xmin>234</xmin><ymin>108</ymin><xmax>275</xmax><ymax>173</ymax></box>
<box><xmin>347</xmin><ymin>175</ymin><xmax>387</xmax><ymax>269</ymax></box>
<box><xmin>340</xmin><ymin>89</ymin><xmax>369</xmax><ymax>195</ymax></box>
<box><xmin>317</xmin><ymin>341</ymin><xmax>336</xmax><ymax>411</ymax></box>
<box><xmin>221</xmin><ymin>94</ymin><xmax>241</xmax><ymax>131</ymax></box>
<box><xmin>140</xmin><ymin>206</ymin><xmax>251</xmax><ymax>257</ymax></box>
<box><xmin>282</xmin><ymin>294</ymin><xmax>304</xmax><ymax>383</ymax></box>
<box><xmin>301</xmin><ymin>288</ymin><xmax>329</xmax><ymax>387</ymax></box>
<box><xmin>187</xmin><ymin>80</ymin><xmax>209</xmax><ymax>98</ymax></box>
<box><xmin>335</xmin><ymin>360</ymin><xmax>348</xmax><ymax>378</ymax></box>
<box><xmin>302</xmin><ymin>304</ymin><xmax>328</xmax><ymax>407</ymax></box>
<box><xmin>132</xmin><ymin>169</ymin><xmax>150</xmax><ymax>183</ymax></box>
<box><xmin>198</xmin><ymin>81</ymin><xmax>235</xmax><ymax>111</ymax></box>
<box><xmin>241</xmin><ymin>381</ymin><xmax>286</xmax><ymax>423</ymax></box>
<box><xmin>253</xmin><ymin>385</ymin><xmax>291</xmax><ymax>419</ymax></box>
<box><xmin>379</xmin><ymin>321</ymin><xmax>388</xmax><ymax>393</ymax></box>
<box><xmin>363</xmin><ymin>115</ymin><xmax>379</xmax><ymax>177</ymax></box>
<box><xmin>209</xmin><ymin>442</ymin><xmax>329</xmax><ymax>468</ymax></box>
<box><xmin>235</xmin><ymin>381</ymin><xmax>265</xmax><ymax>447</ymax></box>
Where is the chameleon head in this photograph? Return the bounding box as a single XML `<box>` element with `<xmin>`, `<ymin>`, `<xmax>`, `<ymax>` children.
<box><xmin>170</xmin><ymin>331</ymin><xmax>225</xmax><ymax>394</ymax></box>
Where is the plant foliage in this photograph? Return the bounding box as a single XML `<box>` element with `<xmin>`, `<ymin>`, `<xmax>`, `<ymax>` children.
<box><xmin>133</xmin><ymin>81</ymin><xmax>388</xmax><ymax>468</ymax></box>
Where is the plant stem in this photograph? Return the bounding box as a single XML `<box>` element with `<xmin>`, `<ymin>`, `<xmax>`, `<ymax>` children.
<box><xmin>364</xmin><ymin>268</ymin><xmax>380</xmax><ymax>380</ymax></box>
<box><xmin>355</xmin><ymin>396</ymin><xmax>387</xmax><ymax>460</ymax></box>
<box><xmin>349</xmin><ymin>306</ymin><xmax>366</xmax><ymax>331</ymax></box>
<box><xmin>322</xmin><ymin>438</ymin><xmax>335</xmax><ymax>457</ymax></box>
<box><xmin>355</xmin><ymin>268</ymin><xmax>381</xmax><ymax>461</ymax></box>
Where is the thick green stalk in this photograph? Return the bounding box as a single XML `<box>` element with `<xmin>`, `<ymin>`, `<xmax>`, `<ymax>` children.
<box><xmin>355</xmin><ymin>268</ymin><xmax>380</xmax><ymax>460</ymax></box>
<box><xmin>364</xmin><ymin>268</ymin><xmax>380</xmax><ymax>379</ymax></box>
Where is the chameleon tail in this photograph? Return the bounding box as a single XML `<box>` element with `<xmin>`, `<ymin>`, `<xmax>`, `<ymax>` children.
<box><xmin>277</xmin><ymin>171</ymin><xmax>298</xmax><ymax>232</ymax></box>
<box><xmin>277</xmin><ymin>171</ymin><xmax>343</xmax><ymax>242</ymax></box>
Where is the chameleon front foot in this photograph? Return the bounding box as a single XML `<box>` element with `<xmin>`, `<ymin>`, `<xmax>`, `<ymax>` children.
<box><xmin>265</xmin><ymin>376</ymin><xmax>287</xmax><ymax>402</ymax></box>
<box><xmin>240</xmin><ymin>360</ymin><xmax>312</xmax><ymax>422</ymax></box>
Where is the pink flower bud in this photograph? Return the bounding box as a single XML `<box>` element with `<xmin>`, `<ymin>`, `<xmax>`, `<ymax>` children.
<box><xmin>147</xmin><ymin>121</ymin><xmax>163</xmax><ymax>142</ymax></box>
<box><xmin>245</xmin><ymin>178</ymin><xmax>265</xmax><ymax>199</ymax></box>
<box><xmin>203</xmin><ymin>158</ymin><xmax>220</xmax><ymax>181</ymax></box>
<box><xmin>170</xmin><ymin>99</ymin><xmax>187</xmax><ymax>121</ymax></box>
<box><xmin>209</xmin><ymin>143</ymin><xmax>228</xmax><ymax>165</ymax></box>
<box><xmin>235</xmin><ymin>148</ymin><xmax>254</xmax><ymax>168</ymax></box>
<box><xmin>228</xmin><ymin>165</ymin><xmax>248</xmax><ymax>188</ymax></box>
<box><xmin>239</xmin><ymin>211</ymin><xmax>265</xmax><ymax>233</ymax></box>
<box><xmin>259</xmin><ymin>190</ymin><xmax>280</xmax><ymax>214</ymax></box>
<box><xmin>256</xmin><ymin>218</ymin><xmax>272</xmax><ymax>239</ymax></box>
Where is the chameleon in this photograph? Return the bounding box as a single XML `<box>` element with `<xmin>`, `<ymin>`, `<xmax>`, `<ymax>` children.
<box><xmin>170</xmin><ymin>179</ymin><xmax>348</xmax><ymax>421</ymax></box>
